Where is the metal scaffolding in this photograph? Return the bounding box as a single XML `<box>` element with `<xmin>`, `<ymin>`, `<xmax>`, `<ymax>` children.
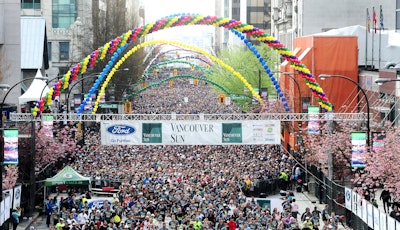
<box><xmin>10</xmin><ymin>113</ymin><xmax>366</xmax><ymax>122</ymax></box>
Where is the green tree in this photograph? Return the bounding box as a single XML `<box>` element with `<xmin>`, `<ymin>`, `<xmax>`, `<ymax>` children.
<box><xmin>208</xmin><ymin>45</ymin><xmax>279</xmax><ymax>111</ymax></box>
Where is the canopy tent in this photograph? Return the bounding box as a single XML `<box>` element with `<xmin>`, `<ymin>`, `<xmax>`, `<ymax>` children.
<box><xmin>44</xmin><ymin>166</ymin><xmax>91</xmax><ymax>186</ymax></box>
<box><xmin>18</xmin><ymin>69</ymin><xmax>49</xmax><ymax>104</ymax></box>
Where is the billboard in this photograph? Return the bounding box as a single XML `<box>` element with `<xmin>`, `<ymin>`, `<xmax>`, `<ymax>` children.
<box><xmin>101</xmin><ymin>120</ymin><xmax>281</xmax><ymax>145</ymax></box>
<box><xmin>307</xmin><ymin>106</ymin><xmax>320</xmax><ymax>134</ymax></box>
<box><xmin>351</xmin><ymin>132</ymin><xmax>367</xmax><ymax>168</ymax></box>
<box><xmin>42</xmin><ymin>115</ymin><xmax>54</xmax><ymax>138</ymax></box>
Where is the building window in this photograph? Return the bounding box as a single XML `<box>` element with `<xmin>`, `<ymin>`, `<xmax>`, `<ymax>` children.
<box><xmin>52</xmin><ymin>0</ymin><xmax>77</xmax><ymax>28</ymax></box>
<box><xmin>21</xmin><ymin>0</ymin><xmax>41</xmax><ymax>9</ymax></box>
<box><xmin>47</xmin><ymin>42</ymin><xmax>52</xmax><ymax>61</ymax></box>
<box><xmin>59</xmin><ymin>42</ymin><xmax>69</xmax><ymax>60</ymax></box>
<box><xmin>396</xmin><ymin>11</ymin><xmax>400</xmax><ymax>32</ymax></box>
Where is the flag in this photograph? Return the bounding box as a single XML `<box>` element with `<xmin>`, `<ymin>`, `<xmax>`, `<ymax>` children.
<box><xmin>366</xmin><ymin>8</ymin><xmax>371</xmax><ymax>33</ymax></box>
<box><xmin>379</xmin><ymin>5</ymin><xmax>384</xmax><ymax>30</ymax></box>
<box><xmin>373</xmin><ymin>6</ymin><xmax>377</xmax><ymax>33</ymax></box>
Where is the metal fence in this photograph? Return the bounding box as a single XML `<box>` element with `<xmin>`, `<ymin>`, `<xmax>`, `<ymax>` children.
<box><xmin>306</xmin><ymin>165</ymin><xmax>370</xmax><ymax>230</ymax></box>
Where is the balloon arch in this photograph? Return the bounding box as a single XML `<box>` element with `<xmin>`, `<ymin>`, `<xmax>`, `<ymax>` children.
<box><xmin>89</xmin><ymin>39</ymin><xmax>262</xmax><ymax>114</ymax></box>
<box><xmin>33</xmin><ymin>14</ymin><xmax>332</xmax><ymax>116</ymax></box>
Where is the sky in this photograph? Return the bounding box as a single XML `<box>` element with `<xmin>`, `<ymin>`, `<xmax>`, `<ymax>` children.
<box><xmin>142</xmin><ymin>0</ymin><xmax>216</xmax><ymax>49</ymax></box>
<box><xmin>143</xmin><ymin>0</ymin><xmax>215</xmax><ymax>22</ymax></box>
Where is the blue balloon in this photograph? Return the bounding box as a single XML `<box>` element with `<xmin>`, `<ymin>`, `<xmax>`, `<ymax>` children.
<box><xmin>284</xmin><ymin>102</ymin><xmax>288</xmax><ymax>107</ymax></box>
<box><xmin>282</xmin><ymin>98</ymin><xmax>286</xmax><ymax>102</ymax></box>
<box><xmin>108</xmin><ymin>61</ymin><xmax>113</xmax><ymax>66</ymax></box>
<box><xmin>285</xmin><ymin>108</ymin><xmax>290</xmax><ymax>112</ymax></box>
<box><xmin>279</xmin><ymin>93</ymin><xmax>284</xmax><ymax>97</ymax></box>
<box><xmin>111</xmin><ymin>56</ymin><xmax>116</xmax><ymax>62</ymax></box>
<box><xmin>267</xmin><ymin>69</ymin><xmax>271</xmax><ymax>74</ymax></box>
<box><xmin>271</xmin><ymin>77</ymin><xmax>276</xmax><ymax>82</ymax></box>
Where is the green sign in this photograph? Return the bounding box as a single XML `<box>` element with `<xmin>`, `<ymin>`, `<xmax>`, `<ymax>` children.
<box><xmin>99</xmin><ymin>104</ymin><xmax>118</xmax><ymax>109</ymax></box>
<box><xmin>142</xmin><ymin>123</ymin><xmax>162</xmax><ymax>143</ymax></box>
<box><xmin>222</xmin><ymin>123</ymin><xmax>242</xmax><ymax>143</ymax></box>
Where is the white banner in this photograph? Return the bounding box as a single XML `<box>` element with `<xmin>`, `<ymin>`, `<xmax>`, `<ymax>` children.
<box><xmin>387</xmin><ymin>216</ymin><xmax>396</xmax><ymax>230</ymax></box>
<box><xmin>101</xmin><ymin>120</ymin><xmax>281</xmax><ymax>145</ymax></box>
<box><xmin>13</xmin><ymin>185</ymin><xmax>22</xmax><ymax>209</ymax></box>
<box><xmin>352</xmin><ymin>190</ymin><xmax>358</xmax><ymax>214</ymax></box>
<box><xmin>367</xmin><ymin>203</ymin><xmax>374</xmax><ymax>228</ymax></box>
<box><xmin>380</xmin><ymin>211</ymin><xmax>387</xmax><ymax>230</ymax></box>
<box><xmin>4</xmin><ymin>188</ymin><xmax>13</xmax><ymax>210</ymax></box>
<box><xmin>374</xmin><ymin>206</ymin><xmax>380</xmax><ymax>230</ymax></box>
<box><xmin>4</xmin><ymin>193</ymin><xmax>11</xmax><ymax>221</ymax></box>
<box><xmin>362</xmin><ymin>199</ymin><xmax>368</xmax><ymax>223</ymax></box>
<box><xmin>345</xmin><ymin>187</ymin><xmax>352</xmax><ymax>210</ymax></box>
<box><xmin>0</xmin><ymin>200</ymin><xmax>4</xmax><ymax>226</ymax></box>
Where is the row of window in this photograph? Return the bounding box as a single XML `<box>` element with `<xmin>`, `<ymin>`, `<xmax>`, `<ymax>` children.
<box><xmin>47</xmin><ymin>41</ymin><xmax>69</xmax><ymax>61</ymax></box>
<box><xmin>21</xmin><ymin>0</ymin><xmax>77</xmax><ymax>29</ymax></box>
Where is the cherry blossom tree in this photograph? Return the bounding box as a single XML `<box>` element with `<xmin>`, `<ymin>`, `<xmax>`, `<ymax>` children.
<box><xmin>302</xmin><ymin>121</ymin><xmax>359</xmax><ymax>181</ymax></box>
<box><xmin>2</xmin><ymin>165</ymin><xmax>18</xmax><ymax>190</ymax></box>
<box><xmin>353</xmin><ymin>123</ymin><xmax>400</xmax><ymax>200</ymax></box>
<box><xmin>33</xmin><ymin>122</ymin><xmax>81</xmax><ymax>170</ymax></box>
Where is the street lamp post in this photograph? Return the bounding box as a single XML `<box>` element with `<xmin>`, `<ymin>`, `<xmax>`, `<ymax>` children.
<box><xmin>282</xmin><ymin>72</ymin><xmax>302</xmax><ymax>113</ymax></box>
<box><xmin>319</xmin><ymin>74</ymin><xmax>371</xmax><ymax>147</ymax></box>
<box><xmin>1</xmin><ymin>77</ymin><xmax>46</xmax><ymax>228</ymax></box>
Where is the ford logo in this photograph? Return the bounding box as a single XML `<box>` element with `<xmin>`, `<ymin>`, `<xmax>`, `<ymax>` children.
<box><xmin>107</xmin><ymin>125</ymin><xmax>136</xmax><ymax>135</ymax></box>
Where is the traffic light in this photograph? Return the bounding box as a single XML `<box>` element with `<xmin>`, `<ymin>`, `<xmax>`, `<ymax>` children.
<box><xmin>162</xmin><ymin>53</ymin><xmax>166</xmax><ymax>60</ymax></box>
<box><xmin>169</xmin><ymin>80</ymin><xmax>174</xmax><ymax>88</ymax></box>
<box><xmin>190</xmin><ymin>65</ymin><xmax>195</xmax><ymax>72</ymax></box>
<box><xmin>124</xmin><ymin>101</ymin><xmax>132</xmax><ymax>114</ymax></box>
<box><xmin>176</xmin><ymin>51</ymin><xmax>180</xmax><ymax>58</ymax></box>
<box><xmin>76</xmin><ymin>122</ymin><xmax>82</xmax><ymax>139</ymax></box>
<box><xmin>219</xmin><ymin>94</ymin><xmax>225</xmax><ymax>104</ymax></box>
<box><xmin>141</xmin><ymin>81</ymin><xmax>147</xmax><ymax>88</ymax></box>
<box><xmin>173</xmin><ymin>68</ymin><xmax>178</xmax><ymax>76</ymax></box>
<box><xmin>194</xmin><ymin>78</ymin><xmax>199</xmax><ymax>86</ymax></box>
<box><xmin>153</xmin><ymin>68</ymin><xmax>158</xmax><ymax>76</ymax></box>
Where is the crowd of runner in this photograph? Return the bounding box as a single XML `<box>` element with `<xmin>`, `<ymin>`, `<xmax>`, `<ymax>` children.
<box><xmin>44</xmin><ymin>78</ymin><xmax>343</xmax><ymax>229</ymax></box>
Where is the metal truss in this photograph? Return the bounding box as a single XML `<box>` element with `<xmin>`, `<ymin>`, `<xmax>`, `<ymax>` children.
<box><xmin>10</xmin><ymin>113</ymin><xmax>366</xmax><ymax>122</ymax></box>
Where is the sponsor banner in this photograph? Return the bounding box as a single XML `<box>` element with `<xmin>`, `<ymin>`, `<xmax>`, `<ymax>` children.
<box><xmin>4</xmin><ymin>129</ymin><xmax>18</xmax><ymax>165</ymax></box>
<box><xmin>372</xmin><ymin>132</ymin><xmax>386</xmax><ymax>152</ymax></box>
<box><xmin>252</xmin><ymin>88</ymin><xmax>259</xmax><ymax>104</ymax></box>
<box><xmin>345</xmin><ymin>187</ymin><xmax>352</xmax><ymax>210</ymax></box>
<box><xmin>88</xmin><ymin>199</ymin><xmax>111</xmax><ymax>209</ymax></box>
<box><xmin>101</xmin><ymin>120</ymin><xmax>281</xmax><ymax>145</ymax></box>
<box><xmin>307</xmin><ymin>106</ymin><xmax>319</xmax><ymax>134</ymax></box>
<box><xmin>351</xmin><ymin>132</ymin><xmax>367</xmax><ymax>168</ymax></box>
<box><xmin>13</xmin><ymin>185</ymin><xmax>22</xmax><ymax>209</ymax></box>
<box><xmin>352</xmin><ymin>190</ymin><xmax>358</xmax><ymax>214</ymax></box>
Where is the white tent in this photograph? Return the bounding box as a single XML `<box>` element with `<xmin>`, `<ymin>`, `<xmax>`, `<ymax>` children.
<box><xmin>18</xmin><ymin>69</ymin><xmax>49</xmax><ymax>104</ymax></box>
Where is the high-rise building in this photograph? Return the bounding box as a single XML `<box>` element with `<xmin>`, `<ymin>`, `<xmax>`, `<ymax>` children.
<box><xmin>0</xmin><ymin>1</ymin><xmax>21</xmax><ymax>104</ymax></box>
<box><xmin>215</xmin><ymin>0</ymin><xmax>272</xmax><ymax>52</ymax></box>
<box><xmin>271</xmin><ymin>0</ymin><xmax>396</xmax><ymax>51</ymax></box>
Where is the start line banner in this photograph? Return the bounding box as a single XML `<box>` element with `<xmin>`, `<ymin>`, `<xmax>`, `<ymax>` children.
<box><xmin>101</xmin><ymin>120</ymin><xmax>281</xmax><ymax>145</ymax></box>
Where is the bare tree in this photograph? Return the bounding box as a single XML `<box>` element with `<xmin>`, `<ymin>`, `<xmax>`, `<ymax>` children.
<box><xmin>92</xmin><ymin>0</ymin><xmax>144</xmax><ymax>101</ymax></box>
